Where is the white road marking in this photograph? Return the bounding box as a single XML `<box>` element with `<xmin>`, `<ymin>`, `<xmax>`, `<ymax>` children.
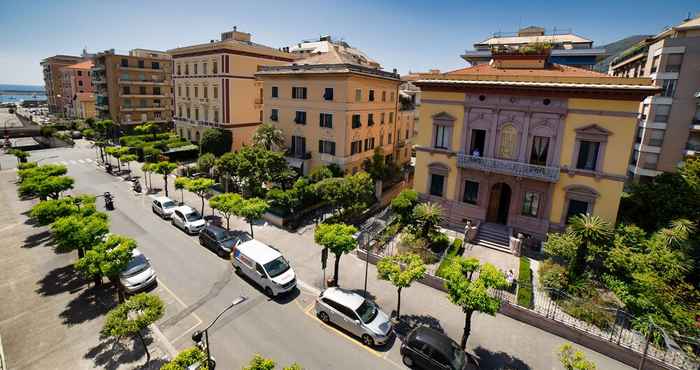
<box><xmin>69</xmin><ymin>160</ymin><xmax>77</xmax><ymax>164</ymax></box>
<box><xmin>297</xmin><ymin>279</ymin><xmax>322</xmax><ymax>295</ymax></box>
<box><xmin>78</xmin><ymin>159</ymin><xmax>85</xmax><ymax>163</ymax></box>
<box><xmin>85</xmin><ymin>158</ymin><xmax>93</xmax><ymax>162</ymax></box>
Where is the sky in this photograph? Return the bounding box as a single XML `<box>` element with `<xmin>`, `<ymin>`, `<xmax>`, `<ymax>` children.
<box><xmin>1</xmin><ymin>0</ymin><xmax>697</xmax><ymax>86</ymax></box>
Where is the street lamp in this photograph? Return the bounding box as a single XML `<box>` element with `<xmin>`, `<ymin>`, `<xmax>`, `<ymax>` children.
<box><xmin>192</xmin><ymin>296</ymin><xmax>246</xmax><ymax>369</ymax></box>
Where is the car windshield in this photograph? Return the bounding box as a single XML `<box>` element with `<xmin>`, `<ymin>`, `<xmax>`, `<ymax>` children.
<box><xmin>122</xmin><ymin>254</ymin><xmax>150</xmax><ymax>277</ymax></box>
<box><xmin>162</xmin><ymin>201</ymin><xmax>176</xmax><ymax>209</ymax></box>
<box><xmin>263</xmin><ymin>256</ymin><xmax>290</xmax><ymax>278</ymax></box>
<box><xmin>234</xmin><ymin>232</ymin><xmax>253</xmax><ymax>244</ymax></box>
<box><xmin>450</xmin><ymin>342</ymin><xmax>466</xmax><ymax>370</ymax></box>
<box><xmin>185</xmin><ymin>211</ymin><xmax>202</xmax><ymax>222</ymax></box>
<box><xmin>355</xmin><ymin>299</ymin><xmax>379</xmax><ymax>324</ymax></box>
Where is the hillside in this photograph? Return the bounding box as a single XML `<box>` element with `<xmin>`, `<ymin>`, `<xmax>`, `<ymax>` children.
<box><xmin>593</xmin><ymin>35</ymin><xmax>650</xmax><ymax>73</ymax></box>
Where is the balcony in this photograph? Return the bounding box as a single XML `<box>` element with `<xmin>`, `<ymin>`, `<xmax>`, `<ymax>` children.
<box><xmin>457</xmin><ymin>153</ymin><xmax>560</xmax><ymax>182</ymax></box>
<box><xmin>120</xmin><ymin>106</ymin><xmax>168</xmax><ymax>112</ymax></box>
<box><xmin>691</xmin><ymin>119</ymin><xmax>700</xmax><ymax>131</ymax></box>
<box><xmin>285</xmin><ymin>150</ymin><xmax>312</xmax><ymax>160</ymax></box>
<box><xmin>93</xmin><ymin>78</ymin><xmax>107</xmax><ymax>85</ymax></box>
<box><xmin>96</xmin><ymin>104</ymin><xmax>109</xmax><ymax>111</ymax></box>
<box><xmin>118</xmin><ymin>79</ymin><xmax>170</xmax><ymax>86</ymax></box>
<box><xmin>120</xmin><ymin>93</ymin><xmax>166</xmax><ymax>98</ymax></box>
<box><xmin>686</xmin><ymin>142</ymin><xmax>700</xmax><ymax>156</ymax></box>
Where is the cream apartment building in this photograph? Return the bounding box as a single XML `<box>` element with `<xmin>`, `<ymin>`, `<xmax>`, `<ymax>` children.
<box><xmin>256</xmin><ymin>46</ymin><xmax>401</xmax><ymax>175</ymax></box>
<box><xmin>168</xmin><ymin>28</ymin><xmax>296</xmax><ymax>150</ymax></box>
<box><xmin>609</xmin><ymin>15</ymin><xmax>700</xmax><ymax>181</ymax></box>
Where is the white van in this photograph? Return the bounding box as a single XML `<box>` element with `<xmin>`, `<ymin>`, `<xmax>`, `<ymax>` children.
<box><xmin>231</xmin><ymin>239</ymin><xmax>296</xmax><ymax>297</ymax></box>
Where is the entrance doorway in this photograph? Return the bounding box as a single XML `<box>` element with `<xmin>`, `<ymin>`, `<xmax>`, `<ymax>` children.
<box><xmin>486</xmin><ymin>183</ymin><xmax>511</xmax><ymax>224</ymax></box>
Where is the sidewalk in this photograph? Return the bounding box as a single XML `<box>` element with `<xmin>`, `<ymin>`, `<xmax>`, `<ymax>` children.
<box><xmin>133</xmin><ymin>161</ymin><xmax>633</xmax><ymax>370</ymax></box>
<box><xmin>0</xmin><ymin>162</ymin><xmax>174</xmax><ymax>370</ymax></box>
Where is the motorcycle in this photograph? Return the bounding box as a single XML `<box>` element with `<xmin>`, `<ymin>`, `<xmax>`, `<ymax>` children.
<box><xmin>105</xmin><ymin>163</ymin><xmax>113</xmax><ymax>174</ymax></box>
<box><xmin>104</xmin><ymin>192</ymin><xmax>115</xmax><ymax>210</ymax></box>
<box><xmin>132</xmin><ymin>179</ymin><xmax>142</xmax><ymax>193</ymax></box>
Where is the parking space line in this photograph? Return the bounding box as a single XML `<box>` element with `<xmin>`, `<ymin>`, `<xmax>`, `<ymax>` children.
<box><xmin>157</xmin><ymin>278</ymin><xmax>204</xmax><ymax>325</ymax></box>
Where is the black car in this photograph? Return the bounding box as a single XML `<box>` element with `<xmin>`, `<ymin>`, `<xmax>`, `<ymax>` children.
<box><xmin>198</xmin><ymin>225</ymin><xmax>251</xmax><ymax>258</ymax></box>
<box><xmin>400</xmin><ymin>327</ymin><xmax>478</xmax><ymax>370</ymax></box>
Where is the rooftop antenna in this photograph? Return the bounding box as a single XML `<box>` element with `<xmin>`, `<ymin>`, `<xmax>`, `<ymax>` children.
<box><xmin>233</xmin><ymin>25</ymin><xmax>237</xmax><ymax>32</ymax></box>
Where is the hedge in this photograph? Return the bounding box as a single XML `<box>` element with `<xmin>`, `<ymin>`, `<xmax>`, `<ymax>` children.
<box><xmin>435</xmin><ymin>238</ymin><xmax>463</xmax><ymax>279</ymax></box>
<box><xmin>516</xmin><ymin>256</ymin><xmax>534</xmax><ymax>308</ymax></box>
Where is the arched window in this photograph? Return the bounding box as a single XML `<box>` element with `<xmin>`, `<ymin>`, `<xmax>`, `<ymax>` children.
<box><xmin>498</xmin><ymin>124</ymin><xmax>518</xmax><ymax>159</ymax></box>
<box><xmin>187</xmin><ymin>130</ymin><xmax>191</xmax><ymax>140</ymax></box>
<box><xmin>195</xmin><ymin>131</ymin><xmax>200</xmax><ymax>143</ymax></box>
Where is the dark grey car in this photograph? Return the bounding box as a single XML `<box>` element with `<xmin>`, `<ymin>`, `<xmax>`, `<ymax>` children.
<box><xmin>198</xmin><ymin>225</ymin><xmax>251</xmax><ymax>258</ymax></box>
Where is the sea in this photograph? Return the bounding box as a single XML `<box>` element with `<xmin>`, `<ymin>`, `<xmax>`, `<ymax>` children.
<box><xmin>0</xmin><ymin>84</ymin><xmax>47</xmax><ymax>104</ymax></box>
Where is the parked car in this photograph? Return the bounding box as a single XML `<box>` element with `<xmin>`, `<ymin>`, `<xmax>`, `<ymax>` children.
<box><xmin>151</xmin><ymin>196</ymin><xmax>178</xmax><ymax>219</ymax></box>
<box><xmin>119</xmin><ymin>248</ymin><xmax>157</xmax><ymax>294</ymax></box>
<box><xmin>171</xmin><ymin>205</ymin><xmax>206</xmax><ymax>234</ymax></box>
<box><xmin>199</xmin><ymin>224</ymin><xmax>251</xmax><ymax>258</ymax></box>
<box><xmin>315</xmin><ymin>287</ymin><xmax>392</xmax><ymax>347</ymax></box>
<box><xmin>231</xmin><ymin>239</ymin><xmax>296</xmax><ymax>297</ymax></box>
<box><xmin>400</xmin><ymin>326</ymin><xmax>478</xmax><ymax>370</ymax></box>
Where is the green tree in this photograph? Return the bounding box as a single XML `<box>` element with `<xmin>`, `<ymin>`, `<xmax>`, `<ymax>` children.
<box><xmin>377</xmin><ymin>253</ymin><xmax>426</xmax><ymax>318</ymax></box>
<box><xmin>411</xmin><ymin>202</ymin><xmax>444</xmax><ymax>239</ymax></box>
<box><xmin>153</xmin><ymin>161</ymin><xmax>178</xmax><ymax>197</ymax></box>
<box><xmin>308</xmin><ymin>166</ymin><xmax>333</xmax><ymax>183</ymax></box>
<box><xmin>101</xmin><ymin>293</ymin><xmax>165</xmax><ymax>364</ymax></box>
<box><xmin>390</xmin><ymin>189</ymin><xmax>419</xmax><ymax>226</ymax></box>
<box><xmin>161</xmin><ymin>347</ymin><xmax>208</xmax><ymax>370</ymax></box>
<box><xmin>174</xmin><ymin>177</ymin><xmax>189</xmax><ymax>204</ymax></box>
<box><xmin>19</xmin><ymin>175</ymin><xmax>74</xmax><ymax>200</ymax></box>
<box><xmin>142</xmin><ymin>163</ymin><xmax>153</xmax><ymax>190</ymax></box>
<box><xmin>558</xmin><ymin>343</ymin><xmax>597</xmax><ymax>370</ymax></box>
<box><xmin>134</xmin><ymin>122</ymin><xmax>159</xmax><ymax>140</ymax></box>
<box><xmin>74</xmin><ymin>234</ymin><xmax>135</xmax><ymax>297</ymax></box>
<box><xmin>197</xmin><ymin>153</ymin><xmax>216</xmax><ymax>175</ymax></box>
<box><xmin>143</xmin><ymin>146</ymin><xmax>162</xmax><ymax>163</ymax></box>
<box><xmin>242</xmin><ymin>354</ymin><xmax>302</xmax><ymax>370</ymax></box>
<box><xmin>50</xmin><ymin>212</ymin><xmax>109</xmax><ymax>259</ymax></box>
<box><xmin>567</xmin><ymin>214</ymin><xmax>613</xmax><ymax>279</ymax></box>
<box><xmin>252</xmin><ymin>122</ymin><xmax>285</xmax><ymax>150</ymax></box>
<box><xmin>93</xmin><ymin>119</ymin><xmax>114</xmax><ymax>141</ymax></box>
<box><xmin>314</xmin><ymin>223</ymin><xmax>358</xmax><ymax>285</ymax></box>
<box><xmin>200</xmin><ymin>128</ymin><xmax>232</xmax><ymax>156</ymax></box>
<box><xmin>314</xmin><ymin>172</ymin><xmax>374</xmax><ymax>220</ymax></box>
<box><xmin>216</xmin><ymin>152</ymin><xmax>239</xmax><ymax>193</ymax></box>
<box><xmin>9</xmin><ymin>148</ymin><xmax>29</xmax><ymax>164</ymax></box>
<box><xmin>30</xmin><ymin>195</ymin><xmax>96</xmax><ymax>225</ymax></box>
<box><xmin>236</xmin><ymin>197</ymin><xmax>269</xmax><ymax>237</ymax></box>
<box><xmin>444</xmin><ymin>257</ymin><xmax>507</xmax><ymax>349</ymax></box>
<box><xmin>362</xmin><ymin>147</ymin><xmax>388</xmax><ymax>182</ymax></box>
<box><xmin>121</xmin><ymin>154</ymin><xmax>138</xmax><ymax>180</ymax></box>
<box><xmin>186</xmin><ymin>178</ymin><xmax>215</xmax><ymax>215</ymax></box>
<box><xmin>17</xmin><ymin>163</ymin><xmax>66</xmax><ymax>184</ymax></box>
<box><xmin>209</xmin><ymin>193</ymin><xmax>243</xmax><ymax>231</ymax></box>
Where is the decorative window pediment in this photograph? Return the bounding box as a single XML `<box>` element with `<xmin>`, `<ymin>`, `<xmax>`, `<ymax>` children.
<box><xmin>432</xmin><ymin>111</ymin><xmax>456</xmax><ymax>125</ymax></box>
<box><xmin>563</xmin><ymin>185</ymin><xmax>600</xmax><ymax>199</ymax></box>
<box><xmin>575</xmin><ymin>124</ymin><xmax>611</xmax><ymax>142</ymax></box>
<box><xmin>428</xmin><ymin>162</ymin><xmax>450</xmax><ymax>176</ymax></box>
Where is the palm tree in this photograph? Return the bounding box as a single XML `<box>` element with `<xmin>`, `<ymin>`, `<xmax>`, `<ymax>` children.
<box><xmin>252</xmin><ymin>122</ymin><xmax>285</xmax><ymax>150</ymax></box>
<box><xmin>567</xmin><ymin>214</ymin><xmax>612</xmax><ymax>279</ymax></box>
<box><xmin>412</xmin><ymin>202</ymin><xmax>444</xmax><ymax>239</ymax></box>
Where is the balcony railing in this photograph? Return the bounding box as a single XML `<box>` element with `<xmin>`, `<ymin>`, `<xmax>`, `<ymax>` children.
<box><xmin>285</xmin><ymin>150</ymin><xmax>312</xmax><ymax>160</ymax></box>
<box><xmin>457</xmin><ymin>153</ymin><xmax>560</xmax><ymax>182</ymax></box>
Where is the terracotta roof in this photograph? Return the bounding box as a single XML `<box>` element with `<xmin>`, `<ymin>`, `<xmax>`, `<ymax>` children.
<box><xmin>293</xmin><ymin>46</ymin><xmax>378</xmax><ymax>68</ymax></box>
<box><xmin>446</xmin><ymin>63</ymin><xmax>608</xmax><ymax>78</ymax></box>
<box><xmin>65</xmin><ymin>60</ymin><xmax>94</xmax><ymax>70</ymax></box>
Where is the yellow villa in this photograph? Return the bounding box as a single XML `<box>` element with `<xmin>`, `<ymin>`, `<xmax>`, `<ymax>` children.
<box><xmin>413</xmin><ymin>49</ymin><xmax>658</xmax><ymax>246</ymax></box>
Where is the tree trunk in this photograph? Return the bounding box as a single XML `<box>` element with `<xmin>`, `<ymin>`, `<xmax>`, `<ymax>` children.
<box><xmin>78</xmin><ymin>247</ymin><xmax>85</xmax><ymax>259</ymax></box>
<box><xmin>200</xmin><ymin>196</ymin><xmax>205</xmax><ymax>216</ymax></box>
<box><xmin>333</xmin><ymin>253</ymin><xmax>341</xmax><ymax>285</ymax></box>
<box><xmin>226</xmin><ymin>216</ymin><xmax>230</xmax><ymax>231</ymax></box>
<box><xmin>249</xmin><ymin>221</ymin><xmax>254</xmax><ymax>238</ymax></box>
<box><xmin>127</xmin><ymin>163</ymin><xmax>131</xmax><ymax>180</ymax></box>
<box><xmin>163</xmin><ymin>175</ymin><xmax>169</xmax><ymax>196</ymax></box>
<box><xmin>180</xmin><ymin>189</ymin><xmax>184</xmax><ymax>205</ymax></box>
<box><xmin>137</xmin><ymin>330</ymin><xmax>151</xmax><ymax>364</ymax></box>
<box><xmin>460</xmin><ymin>310</ymin><xmax>474</xmax><ymax>350</ymax></box>
<box><xmin>396</xmin><ymin>287</ymin><xmax>402</xmax><ymax>319</ymax></box>
<box><xmin>93</xmin><ymin>275</ymin><xmax>102</xmax><ymax>287</ymax></box>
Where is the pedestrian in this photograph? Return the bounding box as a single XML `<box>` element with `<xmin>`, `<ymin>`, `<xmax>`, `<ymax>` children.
<box><xmin>506</xmin><ymin>269</ymin><xmax>515</xmax><ymax>291</ymax></box>
<box><xmin>472</xmin><ymin>148</ymin><xmax>480</xmax><ymax>157</ymax></box>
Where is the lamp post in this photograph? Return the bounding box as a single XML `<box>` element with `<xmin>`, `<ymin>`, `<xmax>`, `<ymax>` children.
<box><xmin>192</xmin><ymin>296</ymin><xmax>246</xmax><ymax>369</ymax></box>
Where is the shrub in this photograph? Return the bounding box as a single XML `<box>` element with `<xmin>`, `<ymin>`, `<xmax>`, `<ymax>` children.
<box><xmin>516</xmin><ymin>256</ymin><xmax>533</xmax><ymax>308</ymax></box>
<box><xmin>558</xmin><ymin>298</ymin><xmax>616</xmax><ymax>330</ymax></box>
<box><xmin>430</xmin><ymin>232</ymin><xmax>450</xmax><ymax>252</ymax></box>
<box><xmin>539</xmin><ymin>260</ymin><xmax>568</xmax><ymax>291</ymax></box>
<box><xmin>436</xmin><ymin>238</ymin><xmax>463</xmax><ymax>278</ymax></box>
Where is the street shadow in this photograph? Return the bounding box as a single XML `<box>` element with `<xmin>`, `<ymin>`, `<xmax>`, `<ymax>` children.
<box><xmin>21</xmin><ymin>229</ymin><xmax>54</xmax><ymax>249</ymax></box>
<box><xmin>233</xmin><ymin>269</ymin><xmax>299</xmax><ymax>305</ymax></box>
<box><xmin>84</xmin><ymin>334</ymin><xmax>154</xmax><ymax>370</ymax></box>
<box><xmin>472</xmin><ymin>346</ymin><xmax>532</xmax><ymax>370</ymax></box>
<box><xmin>60</xmin><ymin>284</ymin><xmax>117</xmax><ymax>326</ymax></box>
<box><xmin>133</xmin><ymin>358</ymin><xmax>168</xmax><ymax>370</ymax></box>
<box><xmin>145</xmin><ymin>188</ymin><xmax>162</xmax><ymax>195</ymax></box>
<box><xmin>21</xmin><ymin>209</ymin><xmax>39</xmax><ymax>226</ymax></box>
<box><xmin>393</xmin><ymin>314</ymin><xmax>444</xmax><ymax>338</ymax></box>
<box><xmin>35</xmin><ymin>264</ymin><xmax>85</xmax><ymax>296</ymax></box>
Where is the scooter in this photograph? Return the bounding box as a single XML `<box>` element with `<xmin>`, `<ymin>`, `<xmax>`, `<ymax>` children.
<box><xmin>132</xmin><ymin>179</ymin><xmax>142</xmax><ymax>193</ymax></box>
<box><xmin>104</xmin><ymin>192</ymin><xmax>115</xmax><ymax>210</ymax></box>
<box><xmin>105</xmin><ymin>163</ymin><xmax>113</xmax><ymax>174</ymax></box>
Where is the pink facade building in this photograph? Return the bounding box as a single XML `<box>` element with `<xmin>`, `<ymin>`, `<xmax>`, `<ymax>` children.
<box><xmin>61</xmin><ymin>60</ymin><xmax>95</xmax><ymax>118</ymax></box>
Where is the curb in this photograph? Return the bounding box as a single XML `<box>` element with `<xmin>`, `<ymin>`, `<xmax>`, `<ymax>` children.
<box><xmin>149</xmin><ymin>323</ymin><xmax>178</xmax><ymax>360</ymax></box>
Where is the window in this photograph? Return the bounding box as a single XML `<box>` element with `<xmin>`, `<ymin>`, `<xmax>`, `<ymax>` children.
<box><xmin>381</xmin><ymin>113</ymin><xmax>385</xmax><ymax>124</ymax></box>
<box><xmin>388</xmin><ymin>133</ymin><xmax>392</xmax><ymax>144</ymax></box>
<box><xmin>152</xmin><ymin>61</ymin><xmax>160</xmax><ymax>70</ymax></box>
<box><xmin>292</xmin><ymin>87</ymin><xmax>307</xmax><ymax>99</ymax></box>
<box><xmin>202</xmin><ymin>62</ymin><xmax>207</xmax><ymax>74</ymax></box>
<box><xmin>137</xmin><ymin>60</ymin><xmax>144</xmax><ymax>68</ymax></box>
<box><xmin>390</xmin><ymin>92</ymin><xmax>395</xmax><ymax>102</ymax></box>
<box><xmin>380</xmin><ymin>134</ymin><xmax>384</xmax><ymax>146</ymax></box>
<box><xmin>434</xmin><ymin>125</ymin><xmax>450</xmax><ymax>149</ymax></box>
<box><xmin>364</xmin><ymin>138</ymin><xmax>369</xmax><ymax>151</ymax></box>
<box><xmin>178</xmin><ymin>106</ymin><xmax>182</xmax><ymax>117</ymax></box>
<box><xmin>272</xmin><ymin>86</ymin><xmax>279</xmax><ymax>98</ymax></box>
<box><xmin>323</xmin><ymin>88</ymin><xmax>333</xmax><ymax>101</ymax></box>
<box><xmin>290</xmin><ymin>136</ymin><xmax>306</xmax><ymax>155</ymax></box>
<box><xmin>355</xmin><ymin>89</ymin><xmax>362</xmax><ymax>102</ymax></box>
<box><xmin>214</xmin><ymin>110</ymin><xmax>219</xmax><ymax>123</ymax></box>
<box><xmin>185</xmin><ymin>86</ymin><xmax>190</xmax><ymax>98</ymax></box>
<box><xmin>351</xmin><ymin>140</ymin><xmax>362</xmax><ymax>155</ymax></box>
<box><xmin>352</xmin><ymin>114</ymin><xmax>361</xmax><ymax>129</ymax></box>
<box><xmin>389</xmin><ymin>112</ymin><xmax>394</xmax><ymax>123</ymax></box>
<box><xmin>294</xmin><ymin>111</ymin><xmax>307</xmax><ymax>124</ymax></box>
<box><xmin>576</xmin><ymin>140</ymin><xmax>600</xmax><ymax>171</ymax></box>
<box><xmin>213</xmin><ymin>61</ymin><xmax>218</xmax><ymax>74</ymax></box>
<box><xmin>661</xmin><ymin>79</ymin><xmax>677</xmax><ymax>97</ymax></box>
<box><xmin>368</xmin><ymin>113</ymin><xmax>375</xmax><ymax>126</ymax></box>
<box><xmin>498</xmin><ymin>124</ymin><xmax>518</xmax><ymax>159</ymax></box>
<box><xmin>648</xmin><ymin>129</ymin><xmax>664</xmax><ymax>147</ymax></box>
<box><xmin>194</xmin><ymin>108</ymin><xmax>199</xmax><ymax>120</ymax></box>
<box><xmin>651</xmin><ymin>104</ymin><xmax>670</xmax><ymax>122</ymax></box>
<box><xmin>522</xmin><ymin>192</ymin><xmax>540</xmax><ymax>217</ymax></box>
<box><xmin>319</xmin><ymin>140</ymin><xmax>336</xmax><ymax>155</ymax></box>
<box><xmin>429</xmin><ymin>174</ymin><xmax>445</xmax><ymax>197</ymax></box>
<box><xmin>664</xmin><ymin>54</ymin><xmax>683</xmax><ymax>73</ymax></box>
<box><xmin>530</xmin><ymin>136</ymin><xmax>549</xmax><ymax>166</ymax></box>
<box><xmin>77</xmin><ymin>71</ymin><xmax>82</xmax><ymax>76</ymax></box>
<box><xmin>463</xmin><ymin>180</ymin><xmax>479</xmax><ymax>205</ymax></box>
<box><xmin>259</xmin><ymin>110</ymin><xmax>262</xmax><ymax>122</ymax></box>
<box><xmin>154</xmin><ymin>87</ymin><xmax>161</xmax><ymax>95</ymax></box>
<box><xmin>469</xmin><ymin>129</ymin><xmax>485</xmax><ymax>156</ymax></box>
<box><xmin>140</xmin><ymin>86</ymin><xmax>147</xmax><ymax>95</ymax></box>
<box><xmin>369</xmin><ymin>90</ymin><xmax>375</xmax><ymax>101</ymax></box>
<box><xmin>271</xmin><ymin>109</ymin><xmax>279</xmax><ymax>122</ymax></box>
<box><xmin>121</xmin><ymin>58</ymin><xmax>128</xmax><ymax>67</ymax></box>
<box><xmin>566</xmin><ymin>199</ymin><xmax>589</xmax><ymax>223</ymax></box>
<box><xmin>369</xmin><ymin>137</ymin><xmax>375</xmax><ymax>150</ymax></box>
<box><xmin>635</xmin><ymin>127</ymin><xmax>643</xmax><ymax>143</ymax></box>
<box><xmin>650</xmin><ymin>55</ymin><xmax>659</xmax><ymax>74</ymax></box>
<box><xmin>202</xmin><ymin>86</ymin><xmax>207</xmax><ymax>98</ymax></box>
<box><xmin>382</xmin><ymin>91</ymin><xmax>386</xmax><ymax>102</ymax></box>
<box><xmin>185</xmin><ymin>64</ymin><xmax>189</xmax><ymax>75</ymax></box>
<box><xmin>213</xmin><ymin>86</ymin><xmax>218</xmax><ymax>99</ymax></box>
<box><xmin>194</xmin><ymin>86</ymin><xmax>198</xmax><ymax>98</ymax></box>
<box><xmin>186</xmin><ymin>107</ymin><xmax>191</xmax><ymax>119</ymax></box>
<box><xmin>177</xmin><ymin>64</ymin><xmax>181</xmax><ymax>75</ymax></box>
<box><xmin>194</xmin><ymin>63</ymin><xmax>198</xmax><ymax>75</ymax></box>
<box><xmin>320</xmin><ymin>113</ymin><xmax>332</xmax><ymax>128</ymax></box>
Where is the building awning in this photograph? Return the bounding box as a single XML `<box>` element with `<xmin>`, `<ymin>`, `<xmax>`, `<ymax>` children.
<box><xmin>285</xmin><ymin>157</ymin><xmax>304</xmax><ymax>168</ymax></box>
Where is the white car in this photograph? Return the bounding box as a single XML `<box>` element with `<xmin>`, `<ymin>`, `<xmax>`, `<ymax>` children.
<box><xmin>171</xmin><ymin>205</ymin><xmax>206</xmax><ymax>234</ymax></box>
<box><xmin>315</xmin><ymin>287</ymin><xmax>392</xmax><ymax>347</ymax></box>
<box><xmin>231</xmin><ymin>239</ymin><xmax>296</xmax><ymax>297</ymax></box>
<box><xmin>120</xmin><ymin>249</ymin><xmax>157</xmax><ymax>294</ymax></box>
<box><xmin>151</xmin><ymin>196</ymin><xmax>177</xmax><ymax>219</ymax></box>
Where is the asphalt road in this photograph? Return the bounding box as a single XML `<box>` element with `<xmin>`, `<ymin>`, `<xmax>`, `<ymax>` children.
<box><xmin>23</xmin><ymin>142</ymin><xmax>404</xmax><ymax>370</ymax></box>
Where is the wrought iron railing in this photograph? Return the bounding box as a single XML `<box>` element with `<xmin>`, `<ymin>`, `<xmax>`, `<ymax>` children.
<box><xmin>457</xmin><ymin>153</ymin><xmax>560</xmax><ymax>182</ymax></box>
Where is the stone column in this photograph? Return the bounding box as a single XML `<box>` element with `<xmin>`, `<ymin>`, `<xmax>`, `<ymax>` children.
<box><xmin>518</xmin><ymin>112</ymin><xmax>533</xmax><ymax>162</ymax></box>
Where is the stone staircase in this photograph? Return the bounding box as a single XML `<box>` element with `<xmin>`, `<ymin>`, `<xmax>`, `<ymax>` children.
<box><xmin>475</xmin><ymin>223</ymin><xmax>512</xmax><ymax>253</ymax></box>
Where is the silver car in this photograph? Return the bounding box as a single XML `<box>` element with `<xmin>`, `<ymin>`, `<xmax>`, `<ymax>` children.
<box><xmin>119</xmin><ymin>249</ymin><xmax>157</xmax><ymax>294</ymax></box>
<box><xmin>151</xmin><ymin>196</ymin><xmax>177</xmax><ymax>219</ymax></box>
<box><xmin>315</xmin><ymin>287</ymin><xmax>392</xmax><ymax>347</ymax></box>
<box><xmin>171</xmin><ymin>205</ymin><xmax>206</xmax><ymax>234</ymax></box>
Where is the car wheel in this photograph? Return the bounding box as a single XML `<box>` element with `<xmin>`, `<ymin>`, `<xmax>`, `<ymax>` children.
<box><xmin>362</xmin><ymin>334</ymin><xmax>374</xmax><ymax>347</ymax></box>
<box><xmin>318</xmin><ymin>311</ymin><xmax>330</xmax><ymax>323</ymax></box>
<box><xmin>265</xmin><ymin>287</ymin><xmax>274</xmax><ymax>297</ymax></box>
<box><xmin>402</xmin><ymin>355</ymin><xmax>414</xmax><ymax>367</ymax></box>
<box><xmin>217</xmin><ymin>249</ymin><xmax>226</xmax><ymax>258</ymax></box>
